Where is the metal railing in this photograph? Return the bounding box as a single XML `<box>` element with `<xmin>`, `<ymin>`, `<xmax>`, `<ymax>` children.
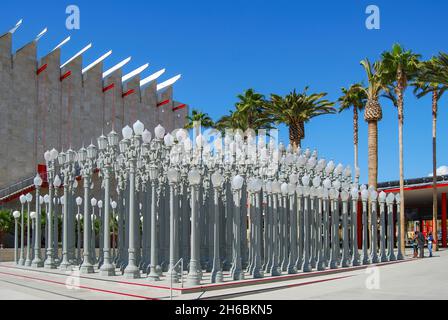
<box><xmin>0</xmin><ymin>175</ymin><xmax>35</xmax><ymax>201</ymax></box>
<box><xmin>169</xmin><ymin>258</ymin><xmax>184</xmax><ymax>300</ymax></box>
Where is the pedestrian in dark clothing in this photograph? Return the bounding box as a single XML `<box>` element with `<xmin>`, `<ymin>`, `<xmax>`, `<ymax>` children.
<box><xmin>412</xmin><ymin>232</ymin><xmax>419</xmax><ymax>258</ymax></box>
<box><xmin>427</xmin><ymin>232</ymin><xmax>434</xmax><ymax>257</ymax></box>
<box><xmin>417</xmin><ymin>231</ymin><xmax>425</xmax><ymax>258</ymax></box>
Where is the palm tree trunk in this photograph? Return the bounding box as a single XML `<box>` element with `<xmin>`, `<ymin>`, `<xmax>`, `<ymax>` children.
<box><xmin>353</xmin><ymin>107</ymin><xmax>359</xmax><ymax>170</ymax></box>
<box><xmin>432</xmin><ymin>90</ymin><xmax>439</xmax><ymax>251</ymax></box>
<box><xmin>289</xmin><ymin>121</ymin><xmax>304</xmax><ymax>150</ymax></box>
<box><xmin>397</xmin><ymin>87</ymin><xmax>406</xmax><ymax>255</ymax></box>
<box><xmin>367</xmin><ymin>121</ymin><xmax>378</xmax><ymax>188</ymax></box>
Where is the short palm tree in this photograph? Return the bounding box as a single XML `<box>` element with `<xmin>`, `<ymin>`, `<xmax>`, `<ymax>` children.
<box><xmin>381</xmin><ymin>44</ymin><xmax>421</xmax><ymax>255</ymax></box>
<box><xmin>338</xmin><ymin>83</ymin><xmax>367</xmax><ymax>171</ymax></box>
<box><xmin>185</xmin><ymin>109</ymin><xmax>215</xmax><ymax>130</ymax></box>
<box><xmin>215</xmin><ymin>89</ymin><xmax>274</xmax><ymax>133</ymax></box>
<box><xmin>413</xmin><ymin>56</ymin><xmax>448</xmax><ymax>251</ymax></box>
<box><xmin>264</xmin><ymin>88</ymin><xmax>335</xmax><ymax>149</ymax></box>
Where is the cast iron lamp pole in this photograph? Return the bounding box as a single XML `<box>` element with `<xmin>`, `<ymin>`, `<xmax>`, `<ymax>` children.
<box><xmin>361</xmin><ymin>187</ymin><xmax>370</xmax><ymax>265</ymax></box>
<box><xmin>18</xmin><ymin>195</ymin><xmax>26</xmax><ymax>265</ymax></box>
<box><xmin>75</xmin><ymin>197</ymin><xmax>83</xmax><ymax>264</ymax></box>
<box><xmin>370</xmin><ymin>190</ymin><xmax>379</xmax><ymax>264</ymax></box>
<box><xmin>187</xmin><ymin>168</ymin><xmax>201</xmax><ymax>286</ymax></box>
<box><xmin>32</xmin><ymin>174</ymin><xmax>44</xmax><ymax>267</ymax></box>
<box><xmin>396</xmin><ymin>194</ymin><xmax>404</xmax><ymax>260</ymax></box>
<box><xmin>167</xmin><ymin>167</ymin><xmax>180</xmax><ymax>283</ymax></box>
<box><xmin>378</xmin><ymin>191</ymin><xmax>388</xmax><ymax>262</ymax></box>
<box><xmin>270</xmin><ymin>180</ymin><xmax>281</xmax><ymax>275</ymax></box>
<box><xmin>231</xmin><ymin>174</ymin><xmax>245</xmax><ymax>280</ymax></box>
<box><xmin>211</xmin><ymin>171</ymin><xmax>224</xmax><ymax>283</ymax></box>
<box><xmin>386</xmin><ymin>193</ymin><xmax>397</xmax><ymax>261</ymax></box>
<box><xmin>350</xmin><ymin>188</ymin><xmax>361</xmax><ymax>266</ymax></box>
<box><xmin>13</xmin><ymin>211</ymin><xmax>21</xmax><ymax>264</ymax></box>
<box><xmin>341</xmin><ymin>190</ymin><xmax>350</xmax><ymax>267</ymax></box>
<box><xmin>24</xmin><ymin>192</ymin><xmax>33</xmax><ymax>267</ymax></box>
<box><xmin>44</xmin><ymin>148</ymin><xmax>58</xmax><ymax>269</ymax></box>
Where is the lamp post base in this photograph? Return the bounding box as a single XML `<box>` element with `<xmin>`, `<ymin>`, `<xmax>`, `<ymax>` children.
<box><xmin>59</xmin><ymin>261</ymin><xmax>73</xmax><ymax>272</ymax></box>
<box><xmin>99</xmin><ymin>263</ymin><xmax>116</xmax><ymax>276</ymax></box>
<box><xmin>211</xmin><ymin>270</ymin><xmax>224</xmax><ymax>283</ymax></box>
<box><xmin>186</xmin><ymin>270</ymin><xmax>201</xmax><ymax>286</ymax></box>
<box><xmin>80</xmin><ymin>263</ymin><xmax>95</xmax><ymax>274</ymax></box>
<box><xmin>124</xmin><ymin>264</ymin><xmax>141</xmax><ymax>279</ymax></box>
<box><xmin>18</xmin><ymin>258</ymin><xmax>25</xmax><ymax>266</ymax></box>
<box><xmin>167</xmin><ymin>270</ymin><xmax>180</xmax><ymax>283</ymax></box>
<box><xmin>31</xmin><ymin>258</ymin><xmax>44</xmax><ymax>268</ymax></box>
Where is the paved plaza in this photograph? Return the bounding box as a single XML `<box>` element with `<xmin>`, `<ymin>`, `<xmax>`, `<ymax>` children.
<box><xmin>0</xmin><ymin>248</ymin><xmax>446</xmax><ymax>300</ymax></box>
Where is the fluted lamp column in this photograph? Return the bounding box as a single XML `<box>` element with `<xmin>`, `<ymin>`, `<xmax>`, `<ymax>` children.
<box><xmin>187</xmin><ymin>168</ymin><xmax>202</xmax><ymax>286</ymax></box>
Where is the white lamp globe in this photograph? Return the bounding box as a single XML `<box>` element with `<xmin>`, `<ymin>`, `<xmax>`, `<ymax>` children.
<box><xmin>188</xmin><ymin>169</ymin><xmax>201</xmax><ymax>186</ymax></box>
<box><xmin>44</xmin><ymin>194</ymin><xmax>50</xmax><ymax>203</ymax></box>
<box><xmin>122</xmin><ymin>125</ymin><xmax>133</xmax><ymax>140</ymax></box>
<box><xmin>73</xmin><ymin>179</ymin><xmax>78</xmax><ymax>189</ymax></box>
<box><xmin>98</xmin><ymin>200</ymin><xmax>103</xmax><ymax>209</ymax></box>
<box><xmin>232</xmin><ymin>175</ymin><xmax>244</xmax><ymax>190</ymax></box>
<box><xmin>360</xmin><ymin>184</ymin><xmax>367</xmax><ymax>191</ymax></box>
<box><xmin>379</xmin><ymin>191</ymin><xmax>387</xmax><ymax>202</ymax></box>
<box><xmin>60</xmin><ymin>196</ymin><xmax>65</xmax><ymax>205</ymax></box>
<box><xmin>164</xmin><ymin>133</ymin><xmax>174</xmax><ymax>147</ymax></box>
<box><xmin>155</xmin><ymin>124</ymin><xmax>165</xmax><ymax>139</ymax></box>
<box><xmin>44</xmin><ymin>150</ymin><xmax>51</xmax><ymax>162</ymax></box>
<box><xmin>53</xmin><ymin>175</ymin><xmax>62</xmax><ymax>188</ymax></box>
<box><xmin>386</xmin><ymin>193</ymin><xmax>395</xmax><ymax>204</ymax></box>
<box><xmin>184</xmin><ymin>137</ymin><xmax>192</xmax><ymax>151</ymax></box>
<box><xmin>302</xmin><ymin>186</ymin><xmax>310</xmax><ymax>197</ymax></box>
<box><xmin>333</xmin><ymin>179</ymin><xmax>341</xmax><ymax>190</ymax></box>
<box><xmin>301</xmin><ymin>175</ymin><xmax>310</xmax><ymax>187</ymax></box>
<box><xmin>76</xmin><ymin>197</ymin><xmax>83</xmax><ymax>206</ymax></box>
<box><xmin>167</xmin><ymin>168</ymin><xmax>180</xmax><ymax>184</ymax></box>
<box><xmin>26</xmin><ymin>193</ymin><xmax>33</xmax><ymax>202</ymax></box>
<box><xmin>211</xmin><ymin>172</ymin><xmax>224</xmax><ymax>188</ymax></box>
<box><xmin>50</xmin><ymin>148</ymin><xmax>59</xmax><ymax>161</ymax></box>
<box><xmin>370</xmin><ymin>190</ymin><xmax>378</xmax><ymax>201</ymax></box>
<box><xmin>281</xmin><ymin>182</ymin><xmax>289</xmax><ymax>195</ymax></box>
<box><xmin>272</xmin><ymin>181</ymin><xmax>281</xmax><ymax>194</ymax></box>
<box><xmin>395</xmin><ymin>193</ymin><xmax>401</xmax><ymax>203</ymax></box>
<box><xmin>19</xmin><ymin>194</ymin><xmax>26</xmax><ymax>204</ymax></box>
<box><xmin>30</xmin><ymin>211</ymin><xmax>36</xmax><ymax>220</ymax></box>
<box><xmin>111</xmin><ymin>201</ymin><xmax>117</xmax><ymax>209</ymax></box>
<box><xmin>76</xmin><ymin>213</ymin><xmax>83</xmax><ymax>221</ymax></box>
<box><xmin>196</xmin><ymin>135</ymin><xmax>204</xmax><ymax>148</ymax></box>
<box><xmin>253</xmin><ymin>179</ymin><xmax>263</xmax><ymax>192</ymax></box>
<box><xmin>350</xmin><ymin>188</ymin><xmax>359</xmax><ymax>200</ymax></box>
<box><xmin>322</xmin><ymin>188</ymin><xmax>329</xmax><ymax>199</ymax></box>
<box><xmin>34</xmin><ymin>174</ymin><xmax>43</xmax><ymax>187</ymax></box>
<box><xmin>176</xmin><ymin>129</ymin><xmax>187</xmax><ymax>142</ymax></box>
<box><xmin>13</xmin><ymin>211</ymin><xmax>20</xmax><ymax>219</ymax></box>
<box><xmin>142</xmin><ymin>129</ymin><xmax>152</xmax><ymax>144</ymax></box>
<box><xmin>265</xmin><ymin>181</ymin><xmax>273</xmax><ymax>193</ymax></box>
<box><xmin>91</xmin><ymin>197</ymin><xmax>97</xmax><ymax>207</ymax></box>
<box><xmin>361</xmin><ymin>189</ymin><xmax>369</xmax><ymax>201</ymax></box>
<box><xmin>39</xmin><ymin>196</ymin><xmax>44</xmax><ymax>205</ymax></box>
<box><xmin>312</xmin><ymin>176</ymin><xmax>321</xmax><ymax>188</ymax></box>
<box><xmin>323</xmin><ymin>178</ymin><xmax>332</xmax><ymax>189</ymax></box>
<box><xmin>344</xmin><ymin>166</ymin><xmax>352</xmax><ymax>177</ymax></box>
<box><xmin>133</xmin><ymin>120</ymin><xmax>145</xmax><ymax>136</ymax></box>
<box><xmin>289</xmin><ymin>173</ymin><xmax>298</xmax><ymax>185</ymax></box>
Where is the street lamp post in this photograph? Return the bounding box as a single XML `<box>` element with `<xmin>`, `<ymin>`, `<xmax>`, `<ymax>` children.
<box><xmin>396</xmin><ymin>194</ymin><xmax>404</xmax><ymax>260</ymax></box>
<box><xmin>386</xmin><ymin>193</ymin><xmax>397</xmax><ymax>261</ymax></box>
<box><xmin>351</xmin><ymin>188</ymin><xmax>361</xmax><ymax>266</ymax></box>
<box><xmin>25</xmin><ymin>193</ymin><xmax>33</xmax><ymax>267</ymax></box>
<box><xmin>13</xmin><ymin>211</ymin><xmax>21</xmax><ymax>264</ymax></box>
<box><xmin>32</xmin><ymin>174</ymin><xmax>44</xmax><ymax>268</ymax></box>
<box><xmin>187</xmin><ymin>168</ymin><xmax>201</xmax><ymax>286</ymax></box>
<box><xmin>361</xmin><ymin>187</ymin><xmax>370</xmax><ymax>265</ymax></box>
<box><xmin>76</xmin><ymin>196</ymin><xmax>83</xmax><ymax>265</ymax></box>
<box><xmin>211</xmin><ymin>171</ymin><xmax>224</xmax><ymax>283</ymax></box>
<box><xmin>18</xmin><ymin>195</ymin><xmax>26</xmax><ymax>265</ymax></box>
<box><xmin>341</xmin><ymin>190</ymin><xmax>350</xmax><ymax>267</ymax></box>
<box><xmin>379</xmin><ymin>191</ymin><xmax>388</xmax><ymax>263</ymax></box>
<box><xmin>167</xmin><ymin>167</ymin><xmax>180</xmax><ymax>283</ymax></box>
<box><xmin>370</xmin><ymin>190</ymin><xmax>379</xmax><ymax>264</ymax></box>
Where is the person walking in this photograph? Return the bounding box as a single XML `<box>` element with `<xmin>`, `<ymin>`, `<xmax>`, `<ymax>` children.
<box><xmin>427</xmin><ymin>231</ymin><xmax>434</xmax><ymax>258</ymax></box>
<box><xmin>412</xmin><ymin>231</ymin><xmax>419</xmax><ymax>258</ymax></box>
<box><xmin>417</xmin><ymin>230</ymin><xmax>425</xmax><ymax>258</ymax></box>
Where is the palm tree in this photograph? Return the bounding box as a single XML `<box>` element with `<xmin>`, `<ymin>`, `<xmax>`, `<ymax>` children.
<box><xmin>264</xmin><ymin>87</ymin><xmax>335</xmax><ymax>149</ymax></box>
<box><xmin>215</xmin><ymin>89</ymin><xmax>274</xmax><ymax>133</ymax></box>
<box><xmin>413</xmin><ymin>56</ymin><xmax>448</xmax><ymax>251</ymax></box>
<box><xmin>381</xmin><ymin>44</ymin><xmax>421</xmax><ymax>254</ymax></box>
<box><xmin>338</xmin><ymin>83</ymin><xmax>367</xmax><ymax>171</ymax></box>
<box><xmin>359</xmin><ymin>58</ymin><xmax>388</xmax><ymax>188</ymax></box>
<box><xmin>185</xmin><ymin>109</ymin><xmax>215</xmax><ymax>130</ymax></box>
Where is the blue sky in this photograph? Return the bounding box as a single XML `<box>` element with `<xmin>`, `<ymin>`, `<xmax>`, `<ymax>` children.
<box><xmin>1</xmin><ymin>0</ymin><xmax>448</xmax><ymax>184</ymax></box>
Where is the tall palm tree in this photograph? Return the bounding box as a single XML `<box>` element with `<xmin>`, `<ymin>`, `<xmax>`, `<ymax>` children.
<box><xmin>338</xmin><ymin>83</ymin><xmax>367</xmax><ymax>171</ymax></box>
<box><xmin>215</xmin><ymin>89</ymin><xmax>274</xmax><ymax>133</ymax></box>
<box><xmin>381</xmin><ymin>44</ymin><xmax>421</xmax><ymax>254</ymax></box>
<box><xmin>413</xmin><ymin>56</ymin><xmax>448</xmax><ymax>251</ymax></box>
<box><xmin>264</xmin><ymin>87</ymin><xmax>335</xmax><ymax>149</ymax></box>
<box><xmin>359</xmin><ymin>58</ymin><xmax>388</xmax><ymax>188</ymax></box>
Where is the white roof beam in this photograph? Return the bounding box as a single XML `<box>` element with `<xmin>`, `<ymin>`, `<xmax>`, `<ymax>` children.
<box><xmin>140</xmin><ymin>68</ymin><xmax>166</xmax><ymax>87</ymax></box>
<box><xmin>122</xmin><ymin>63</ymin><xmax>149</xmax><ymax>83</ymax></box>
<box><xmin>34</xmin><ymin>27</ymin><xmax>47</xmax><ymax>42</ymax></box>
<box><xmin>82</xmin><ymin>50</ymin><xmax>112</xmax><ymax>74</ymax></box>
<box><xmin>61</xmin><ymin>43</ymin><xmax>92</xmax><ymax>69</ymax></box>
<box><xmin>103</xmin><ymin>56</ymin><xmax>131</xmax><ymax>78</ymax></box>
<box><xmin>52</xmin><ymin>36</ymin><xmax>71</xmax><ymax>52</ymax></box>
<box><xmin>157</xmin><ymin>74</ymin><xmax>182</xmax><ymax>92</ymax></box>
<box><xmin>9</xmin><ymin>19</ymin><xmax>23</xmax><ymax>34</ymax></box>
